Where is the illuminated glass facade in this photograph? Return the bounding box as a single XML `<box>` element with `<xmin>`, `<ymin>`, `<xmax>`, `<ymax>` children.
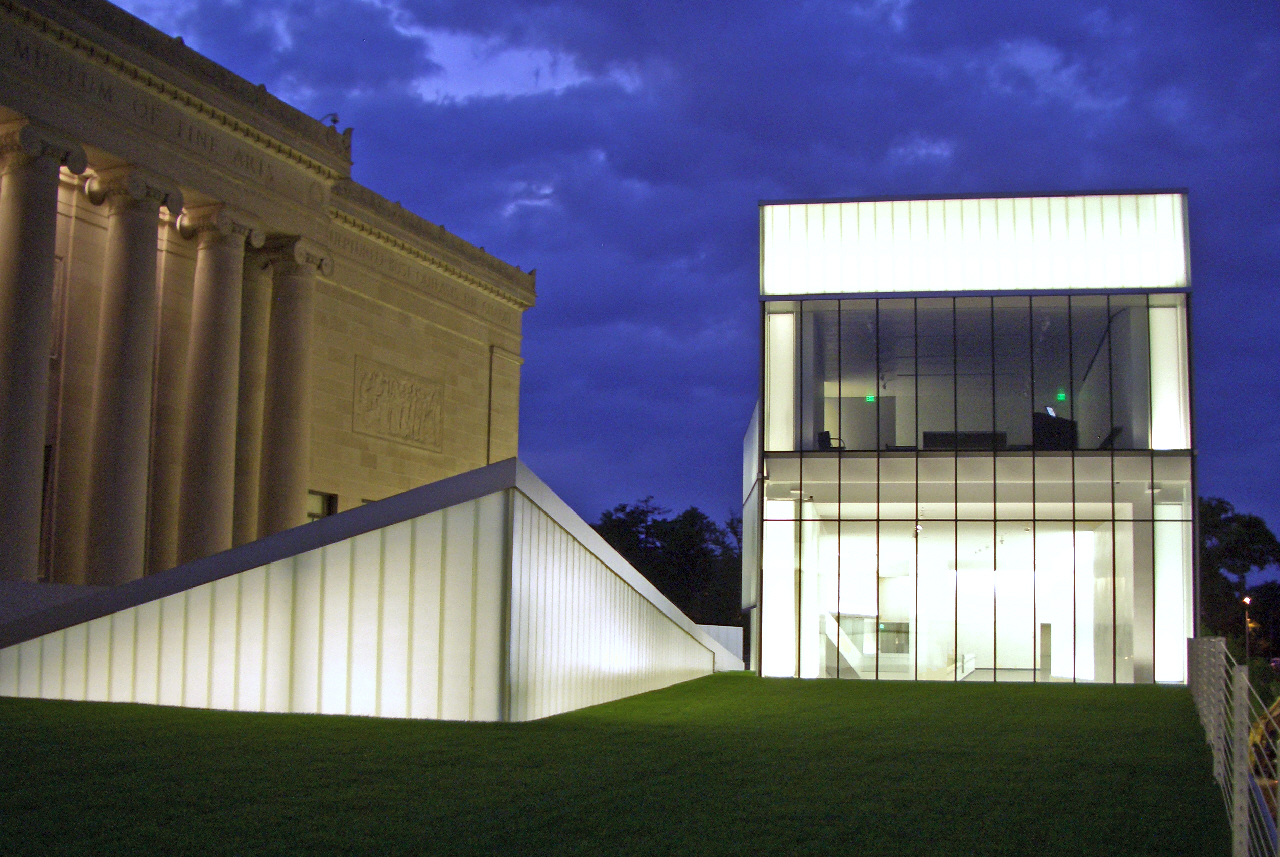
<box><xmin>743</xmin><ymin>193</ymin><xmax>1195</xmax><ymax>684</ymax></box>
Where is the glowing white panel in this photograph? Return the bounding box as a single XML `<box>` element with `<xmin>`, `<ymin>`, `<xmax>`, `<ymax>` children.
<box><xmin>85</xmin><ymin>617</ymin><xmax>110</xmax><ymax>702</ymax></box>
<box><xmin>1074</xmin><ymin>531</ymin><xmax>1096</xmax><ymax>682</ymax></box>
<box><xmin>764</xmin><ymin>313</ymin><xmax>795</xmax><ymax>450</ymax></box>
<box><xmin>208</xmin><ymin>576</ymin><xmax>238</xmax><ymax>710</ymax></box>
<box><xmin>379</xmin><ymin>521</ymin><xmax>413</xmax><ymax>719</ymax></box>
<box><xmin>133</xmin><ymin>600</ymin><xmax>160</xmax><ymax>705</ymax></box>
<box><xmin>263</xmin><ymin>563</ymin><xmax>294</xmax><ymax>713</ymax></box>
<box><xmin>0</xmin><ymin>645</ymin><xmax>15</xmax><ymax>698</ymax></box>
<box><xmin>348</xmin><ymin>530</ymin><xmax>382</xmax><ymax>717</ymax></box>
<box><xmin>183</xmin><ymin>585</ymin><xmax>211</xmax><ymax>707</ymax></box>
<box><xmin>319</xmin><ymin>541</ymin><xmax>352</xmax><ymax>715</ymax></box>
<box><xmin>797</xmin><ymin>515</ymin><xmax>825</xmax><ymax>679</ymax></box>
<box><xmin>506</xmin><ymin>490</ymin><xmax>720</xmax><ymax>721</ymax></box>
<box><xmin>157</xmin><ymin>594</ymin><xmax>184</xmax><ymax>707</ymax></box>
<box><xmin>39</xmin><ymin>632</ymin><xmax>64</xmax><ymax>699</ymax></box>
<box><xmin>108</xmin><ymin>610</ymin><xmax>135</xmax><ymax>702</ymax></box>
<box><xmin>64</xmin><ymin>623</ymin><xmax>87</xmax><ymax>702</ymax></box>
<box><xmin>236</xmin><ymin>565</ymin><xmax>267</xmax><ymax>712</ymax></box>
<box><xmin>0</xmin><ymin>461</ymin><xmax>731</xmax><ymax>721</ymax></box>
<box><xmin>762</xmin><ymin>193</ymin><xmax>1188</xmax><ymax>295</ymax></box>
<box><xmin>290</xmin><ymin>549</ymin><xmax>323</xmax><ymax>713</ymax></box>
<box><xmin>16</xmin><ymin>639</ymin><xmax>39</xmax><ymax>698</ymax></box>
<box><xmin>472</xmin><ymin>492</ymin><xmax>507</xmax><ymax>722</ymax></box>
<box><xmin>410</xmin><ymin>512</ymin><xmax>444</xmax><ymax>720</ymax></box>
<box><xmin>1154</xmin><ymin>514</ymin><xmax>1193</xmax><ymax>683</ymax></box>
<box><xmin>1149</xmin><ymin>302</ymin><xmax>1191</xmax><ymax>450</ymax></box>
<box><xmin>761</xmin><ymin>502</ymin><xmax>797</xmax><ymax>678</ymax></box>
<box><xmin>440</xmin><ymin>504</ymin><xmax>477</xmax><ymax>721</ymax></box>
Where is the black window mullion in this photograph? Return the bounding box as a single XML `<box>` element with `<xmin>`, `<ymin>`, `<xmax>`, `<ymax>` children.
<box><xmin>1030</xmin><ymin>296</ymin><xmax>1038</xmax><ymax>682</ymax></box>
<box><xmin>953</xmin><ymin>297</ymin><xmax>959</xmax><ymax>682</ymax></box>
<box><xmin>990</xmin><ymin>297</ymin><xmax>998</xmax><ymax>681</ymax></box>
<box><xmin>1067</xmin><ymin>294</ymin><xmax>1077</xmax><ymax>684</ymax></box>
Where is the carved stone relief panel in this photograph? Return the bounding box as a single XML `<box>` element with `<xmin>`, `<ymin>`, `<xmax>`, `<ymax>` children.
<box><xmin>352</xmin><ymin>355</ymin><xmax>442</xmax><ymax>451</ymax></box>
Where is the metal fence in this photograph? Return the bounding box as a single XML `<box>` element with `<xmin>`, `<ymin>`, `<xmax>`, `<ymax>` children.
<box><xmin>1189</xmin><ymin>637</ymin><xmax>1280</xmax><ymax>857</ymax></box>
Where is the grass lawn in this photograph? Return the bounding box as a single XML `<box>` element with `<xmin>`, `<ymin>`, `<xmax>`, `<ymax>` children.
<box><xmin>0</xmin><ymin>673</ymin><xmax>1227</xmax><ymax>856</ymax></box>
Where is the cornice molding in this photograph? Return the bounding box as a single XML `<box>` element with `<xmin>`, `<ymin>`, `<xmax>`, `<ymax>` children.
<box><xmin>0</xmin><ymin>0</ymin><xmax>351</xmax><ymax>182</ymax></box>
<box><xmin>329</xmin><ymin>207</ymin><xmax>534</xmax><ymax>312</ymax></box>
<box><xmin>329</xmin><ymin>182</ymin><xmax>536</xmax><ymax>311</ymax></box>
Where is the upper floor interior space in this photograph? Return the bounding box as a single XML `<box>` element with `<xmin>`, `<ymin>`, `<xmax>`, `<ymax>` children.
<box><xmin>758</xmin><ymin>192</ymin><xmax>1193</xmax><ymax>455</ymax></box>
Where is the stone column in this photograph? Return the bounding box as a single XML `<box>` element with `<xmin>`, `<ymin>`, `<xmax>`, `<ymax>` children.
<box><xmin>84</xmin><ymin>168</ymin><xmax>182</xmax><ymax>586</ymax></box>
<box><xmin>175</xmin><ymin>206</ymin><xmax>264</xmax><ymax>564</ymax></box>
<box><xmin>232</xmin><ymin>254</ymin><xmax>273</xmax><ymax>546</ymax></box>
<box><xmin>259</xmin><ymin>238</ymin><xmax>328</xmax><ymax>537</ymax></box>
<box><xmin>146</xmin><ymin>213</ymin><xmax>191</xmax><ymax>577</ymax></box>
<box><xmin>0</xmin><ymin>123</ymin><xmax>86</xmax><ymax>581</ymax></box>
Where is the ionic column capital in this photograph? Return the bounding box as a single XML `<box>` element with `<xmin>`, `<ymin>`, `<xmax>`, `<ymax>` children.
<box><xmin>264</xmin><ymin>236</ymin><xmax>333</xmax><ymax>277</ymax></box>
<box><xmin>0</xmin><ymin>121</ymin><xmax>87</xmax><ymax>175</ymax></box>
<box><xmin>85</xmin><ymin>167</ymin><xmax>183</xmax><ymax>216</ymax></box>
<box><xmin>177</xmin><ymin>204</ymin><xmax>265</xmax><ymax>248</ymax></box>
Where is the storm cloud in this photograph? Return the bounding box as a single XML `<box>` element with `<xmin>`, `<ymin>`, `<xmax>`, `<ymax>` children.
<box><xmin>118</xmin><ymin>0</ymin><xmax>1280</xmax><ymax>528</ymax></box>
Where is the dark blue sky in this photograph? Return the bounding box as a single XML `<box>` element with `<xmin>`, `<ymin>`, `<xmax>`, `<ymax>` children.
<box><xmin>119</xmin><ymin>0</ymin><xmax>1279</xmax><ymax>529</ymax></box>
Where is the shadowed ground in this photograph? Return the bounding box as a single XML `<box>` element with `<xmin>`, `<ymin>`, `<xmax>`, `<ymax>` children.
<box><xmin>0</xmin><ymin>673</ymin><xmax>1228</xmax><ymax>856</ymax></box>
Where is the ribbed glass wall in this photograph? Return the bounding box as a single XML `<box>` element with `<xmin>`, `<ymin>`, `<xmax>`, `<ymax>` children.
<box><xmin>758</xmin><ymin>294</ymin><xmax>1193</xmax><ymax>683</ymax></box>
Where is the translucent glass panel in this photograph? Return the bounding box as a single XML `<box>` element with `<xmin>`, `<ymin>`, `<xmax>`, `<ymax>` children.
<box><xmin>761</xmin><ymin>193</ymin><xmax>1189</xmax><ymax>295</ymax></box>
<box><xmin>993</xmin><ymin>298</ymin><xmax>1032</xmax><ymax>447</ymax></box>
<box><xmin>0</xmin><ymin>495</ymin><xmax>511</xmax><ymax>719</ymax></box>
<box><xmin>994</xmin><ymin>522</ymin><xmax>1035</xmax><ymax>675</ymax></box>
<box><xmin>766</xmin><ymin>294</ymin><xmax>1190</xmax><ymax>453</ymax></box>
<box><xmin>1108</xmin><ymin>295</ymin><xmax>1151</xmax><ymax>449</ymax></box>
<box><xmin>760</xmin><ymin>503</ymin><xmax>798</xmax><ymax>678</ymax></box>
<box><xmin>876</xmin><ymin>521</ymin><xmax>918</xmax><ymax>680</ymax></box>
<box><xmin>878</xmin><ymin>299</ymin><xmax>917</xmax><ymax>448</ymax></box>
<box><xmin>759</xmin><ymin>450</ymin><xmax>1193</xmax><ymax>684</ymax></box>
<box><xmin>764</xmin><ymin>305</ymin><xmax>796</xmax><ymax>451</ymax></box>
<box><xmin>508</xmin><ymin>493</ymin><xmax>714</xmax><ymax>720</ymax></box>
<box><xmin>837</xmin><ymin>521</ymin><xmax>879</xmax><ymax>678</ymax></box>
<box><xmin>916</xmin><ymin>299</ymin><xmax>955</xmax><ymax>450</ymax></box>
<box><xmin>1149</xmin><ymin>295</ymin><xmax>1192</xmax><ymax>450</ymax></box>
<box><xmin>1</xmin><ymin>475</ymin><xmax>730</xmax><ymax>720</ymax></box>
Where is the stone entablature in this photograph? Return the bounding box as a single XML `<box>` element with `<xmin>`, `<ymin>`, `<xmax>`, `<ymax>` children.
<box><xmin>331</xmin><ymin>179</ymin><xmax>536</xmax><ymax>310</ymax></box>
<box><xmin>0</xmin><ymin>0</ymin><xmax>339</xmax><ymax>233</ymax></box>
<box><xmin>8</xmin><ymin>0</ymin><xmax>351</xmax><ymax>170</ymax></box>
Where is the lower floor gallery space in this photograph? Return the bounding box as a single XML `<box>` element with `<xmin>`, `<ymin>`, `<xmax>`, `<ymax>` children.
<box><xmin>753</xmin><ymin>451</ymin><xmax>1194</xmax><ymax>684</ymax></box>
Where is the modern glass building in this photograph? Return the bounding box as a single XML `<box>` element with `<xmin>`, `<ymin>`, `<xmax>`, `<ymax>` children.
<box><xmin>742</xmin><ymin>192</ymin><xmax>1195</xmax><ymax>684</ymax></box>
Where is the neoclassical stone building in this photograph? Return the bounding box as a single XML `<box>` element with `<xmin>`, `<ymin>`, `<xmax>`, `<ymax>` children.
<box><xmin>0</xmin><ymin>0</ymin><xmax>535</xmax><ymax>587</ymax></box>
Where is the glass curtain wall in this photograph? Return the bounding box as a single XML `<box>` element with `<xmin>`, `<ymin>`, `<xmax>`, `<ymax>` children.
<box><xmin>760</xmin><ymin>294</ymin><xmax>1193</xmax><ymax>683</ymax></box>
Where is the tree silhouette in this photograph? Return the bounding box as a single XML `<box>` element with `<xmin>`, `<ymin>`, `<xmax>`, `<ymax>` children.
<box><xmin>1200</xmin><ymin>497</ymin><xmax>1280</xmax><ymax>638</ymax></box>
<box><xmin>594</xmin><ymin>498</ymin><xmax>742</xmax><ymax>626</ymax></box>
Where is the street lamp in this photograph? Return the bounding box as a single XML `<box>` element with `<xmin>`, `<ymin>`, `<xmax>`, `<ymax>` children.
<box><xmin>1245</xmin><ymin>596</ymin><xmax>1253</xmax><ymax>661</ymax></box>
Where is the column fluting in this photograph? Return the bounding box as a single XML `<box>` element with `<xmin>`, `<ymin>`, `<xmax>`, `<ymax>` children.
<box><xmin>84</xmin><ymin>167</ymin><xmax>182</xmax><ymax>586</ymax></box>
<box><xmin>0</xmin><ymin>122</ymin><xmax>86</xmax><ymax>582</ymax></box>
<box><xmin>176</xmin><ymin>206</ymin><xmax>264</xmax><ymax>563</ymax></box>
<box><xmin>232</xmin><ymin>254</ymin><xmax>273</xmax><ymax>546</ymax></box>
<box><xmin>258</xmin><ymin>238</ymin><xmax>327</xmax><ymax>537</ymax></box>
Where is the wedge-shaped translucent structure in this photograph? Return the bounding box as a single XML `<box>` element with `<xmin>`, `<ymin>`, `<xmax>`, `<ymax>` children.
<box><xmin>0</xmin><ymin>460</ymin><xmax>740</xmax><ymax>720</ymax></box>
